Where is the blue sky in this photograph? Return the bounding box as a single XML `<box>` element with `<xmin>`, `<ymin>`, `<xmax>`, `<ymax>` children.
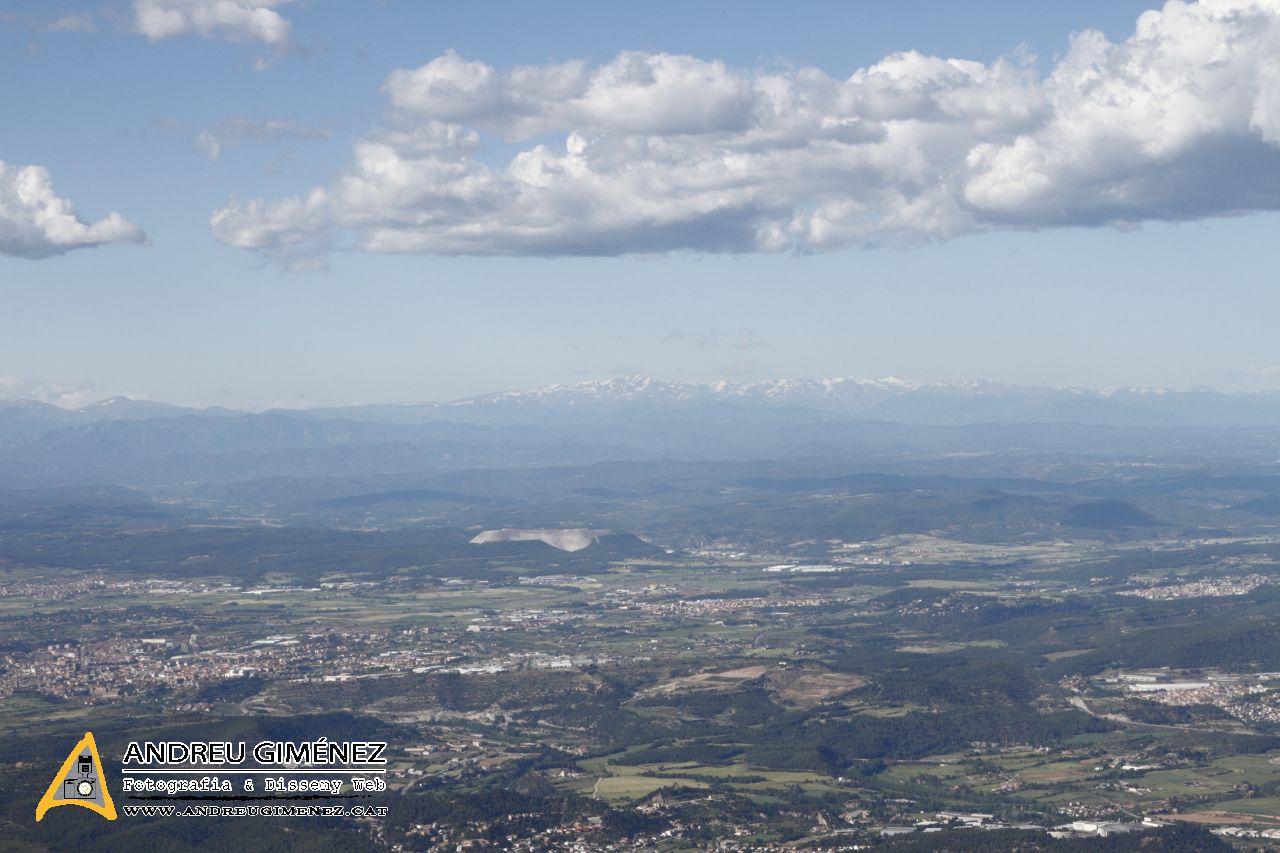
<box><xmin>2</xmin><ymin>0</ymin><xmax>1279</xmax><ymax>408</ymax></box>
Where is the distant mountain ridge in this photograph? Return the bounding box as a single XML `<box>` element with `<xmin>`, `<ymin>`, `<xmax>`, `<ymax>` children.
<box><xmin>4</xmin><ymin>375</ymin><xmax>1280</xmax><ymax>492</ymax></box>
<box><xmin>6</xmin><ymin>375</ymin><xmax>1280</xmax><ymax>429</ymax></box>
<box><xmin>337</xmin><ymin>376</ymin><xmax>1280</xmax><ymax>428</ymax></box>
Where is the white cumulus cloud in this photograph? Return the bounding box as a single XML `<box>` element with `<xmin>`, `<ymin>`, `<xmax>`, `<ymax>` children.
<box><xmin>133</xmin><ymin>0</ymin><xmax>291</xmax><ymax>45</ymax></box>
<box><xmin>210</xmin><ymin>0</ymin><xmax>1280</xmax><ymax>265</ymax></box>
<box><xmin>0</xmin><ymin>161</ymin><xmax>146</xmax><ymax>260</ymax></box>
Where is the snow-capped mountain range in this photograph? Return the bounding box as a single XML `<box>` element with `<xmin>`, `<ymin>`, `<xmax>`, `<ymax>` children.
<box><xmin>457</xmin><ymin>375</ymin><xmax>930</xmax><ymax>405</ymax></box>
<box><xmin>432</xmin><ymin>375</ymin><xmax>1280</xmax><ymax>428</ymax></box>
<box><xmin>5</xmin><ymin>376</ymin><xmax>1280</xmax><ymax>428</ymax></box>
<box><xmin>4</xmin><ymin>376</ymin><xmax>1280</xmax><ymax>489</ymax></box>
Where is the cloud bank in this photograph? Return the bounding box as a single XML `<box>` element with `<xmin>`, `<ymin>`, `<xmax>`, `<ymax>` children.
<box><xmin>0</xmin><ymin>376</ymin><xmax>108</xmax><ymax>408</ymax></box>
<box><xmin>0</xmin><ymin>161</ymin><xmax>146</xmax><ymax>260</ymax></box>
<box><xmin>211</xmin><ymin>0</ymin><xmax>1280</xmax><ymax>264</ymax></box>
<box><xmin>133</xmin><ymin>0</ymin><xmax>291</xmax><ymax>46</ymax></box>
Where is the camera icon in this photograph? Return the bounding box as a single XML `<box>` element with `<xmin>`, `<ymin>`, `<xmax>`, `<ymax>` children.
<box><xmin>62</xmin><ymin>756</ymin><xmax>97</xmax><ymax>800</ymax></box>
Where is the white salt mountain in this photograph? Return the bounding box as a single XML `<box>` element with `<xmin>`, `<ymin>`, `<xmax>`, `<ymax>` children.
<box><xmin>469</xmin><ymin>528</ymin><xmax>613</xmax><ymax>552</ymax></box>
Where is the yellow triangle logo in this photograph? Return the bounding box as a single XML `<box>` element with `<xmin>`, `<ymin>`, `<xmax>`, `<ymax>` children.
<box><xmin>35</xmin><ymin>731</ymin><xmax>117</xmax><ymax>822</ymax></box>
